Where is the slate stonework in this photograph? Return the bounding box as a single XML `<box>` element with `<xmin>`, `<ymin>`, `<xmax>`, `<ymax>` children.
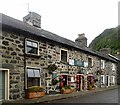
<box><xmin>1</xmin><ymin>29</ymin><xmax>117</xmax><ymax>100</ymax></box>
<box><xmin>1</xmin><ymin>31</ymin><xmax>24</xmax><ymax>100</ymax></box>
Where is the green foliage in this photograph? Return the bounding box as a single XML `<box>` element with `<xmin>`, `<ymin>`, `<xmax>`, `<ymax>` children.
<box><xmin>89</xmin><ymin>26</ymin><xmax>120</xmax><ymax>55</ymax></box>
<box><xmin>26</xmin><ymin>86</ymin><xmax>44</xmax><ymax>93</ymax></box>
<box><xmin>61</xmin><ymin>85</ymin><xmax>72</xmax><ymax>91</ymax></box>
<box><xmin>47</xmin><ymin>64</ymin><xmax>58</xmax><ymax>71</ymax></box>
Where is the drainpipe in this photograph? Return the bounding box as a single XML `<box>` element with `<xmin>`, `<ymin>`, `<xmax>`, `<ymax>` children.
<box><xmin>24</xmin><ymin>37</ymin><xmax>27</xmax><ymax>94</ymax></box>
<box><xmin>84</xmin><ymin>69</ymin><xmax>88</xmax><ymax>91</ymax></box>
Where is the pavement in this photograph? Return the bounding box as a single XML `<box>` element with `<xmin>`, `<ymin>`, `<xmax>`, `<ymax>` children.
<box><xmin>2</xmin><ymin>85</ymin><xmax>118</xmax><ymax>105</ymax></box>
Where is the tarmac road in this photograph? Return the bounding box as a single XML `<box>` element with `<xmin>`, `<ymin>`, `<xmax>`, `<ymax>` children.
<box><xmin>44</xmin><ymin>88</ymin><xmax>119</xmax><ymax>103</ymax></box>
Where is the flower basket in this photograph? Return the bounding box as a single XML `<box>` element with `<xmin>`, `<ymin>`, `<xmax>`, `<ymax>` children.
<box><xmin>61</xmin><ymin>89</ymin><xmax>72</xmax><ymax>94</ymax></box>
<box><xmin>52</xmin><ymin>79</ymin><xmax>59</xmax><ymax>85</ymax></box>
<box><xmin>26</xmin><ymin>86</ymin><xmax>45</xmax><ymax>99</ymax></box>
<box><xmin>47</xmin><ymin>63</ymin><xmax>58</xmax><ymax>74</ymax></box>
<box><xmin>60</xmin><ymin>85</ymin><xmax>73</xmax><ymax>94</ymax></box>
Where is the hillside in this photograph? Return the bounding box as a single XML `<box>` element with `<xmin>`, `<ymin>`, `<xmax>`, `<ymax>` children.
<box><xmin>89</xmin><ymin>26</ymin><xmax>120</xmax><ymax>55</ymax></box>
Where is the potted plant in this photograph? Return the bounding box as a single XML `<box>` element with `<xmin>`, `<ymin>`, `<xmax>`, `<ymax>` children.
<box><xmin>60</xmin><ymin>85</ymin><xmax>73</xmax><ymax>94</ymax></box>
<box><xmin>47</xmin><ymin>63</ymin><xmax>58</xmax><ymax>74</ymax></box>
<box><xmin>88</xmin><ymin>85</ymin><xmax>93</xmax><ymax>90</ymax></box>
<box><xmin>26</xmin><ymin>86</ymin><xmax>45</xmax><ymax>99</ymax></box>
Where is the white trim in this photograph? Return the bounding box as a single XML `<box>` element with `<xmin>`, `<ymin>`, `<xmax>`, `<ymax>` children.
<box><xmin>111</xmin><ymin>76</ymin><xmax>115</xmax><ymax>84</ymax></box>
<box><xmin>112</xmin><ymin>63</ymin><xmax>116</xmax><ymax>71</ymax></box>
<box><xmin>101</xmin><ymin>60</ymin><xmax>105</xmax><ymax>69</ymax></box>
<box><xmin>108</xmin><ymin>54</ymin><xmax>120</xmax><ymax>61</ymax></box>
<box><xmin>25</xmin><ymin>38</ymin><xmax>39</xmax><ymax>56</ymax></box>
<box><xmin>60</xmin><ymin>49</ymin><xmax>68</xmax><ymax>62</ymax></box>
<box><xmin>101</xmin><ymin>75</ymin><xmax>105</xmax><ymax>84</ymax></box>
<box><xmin>0</xmin><ymin>68</ymin><xmax>9</xmax><ymax>100</ymax></box>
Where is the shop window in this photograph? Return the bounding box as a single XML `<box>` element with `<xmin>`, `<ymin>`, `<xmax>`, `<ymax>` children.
<box><xmin>27</xmin><ymin>68</ymin><xmax>40</xmax><ymax>87</ymax></box>
<box><xmin>26</xmin><ymin>39</ymin><xmax>39</xmax><ymax>55</ymax></box>
<box><xmin>61</xmin><ymin>50</ymin><xmax>67</xmax><ymax>62</ymax></box>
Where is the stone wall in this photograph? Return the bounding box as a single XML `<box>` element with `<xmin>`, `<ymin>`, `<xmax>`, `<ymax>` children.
<box><xmin>1</xmin><ymin>31</ymin><xmax>25</xmax><ymax>99</ymax></box>
<box><xmin>1</xmin><ymin>30</ymin><xmax>117</xmax><ymax>100</ymax></box>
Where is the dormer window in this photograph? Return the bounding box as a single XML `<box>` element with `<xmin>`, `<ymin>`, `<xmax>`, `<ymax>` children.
<box><xmin>26</xmin><ymin>39</ymin><xmax>39</xmax><ymax>55</ymax></box>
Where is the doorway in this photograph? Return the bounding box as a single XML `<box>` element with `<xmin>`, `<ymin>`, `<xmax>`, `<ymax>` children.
<box><xmin>106</xmin><ymin>76</ymin><xmax>109</xmax><ymax>87</ymax></box>
<box><xmin>0</xmin><ymin>69</ymin><xmax>9</xmax><ymax>100</ymax></box>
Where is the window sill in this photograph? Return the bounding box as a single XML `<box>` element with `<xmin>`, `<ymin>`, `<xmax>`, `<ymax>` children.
<box><xmin>25</xmin><ymin>53</ymin><xmax>41</xmax><ymax>58</ymax></box>
<box><xmin>60</xmin><ymin>61</ymin><xmax>69</xmax><ymax>65</ymax></box>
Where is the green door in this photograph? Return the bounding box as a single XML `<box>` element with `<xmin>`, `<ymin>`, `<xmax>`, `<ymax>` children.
<box><xmin>0</xmin><ymin>71</ymin><xmax>5</xmax><ymax>100</ymax></box>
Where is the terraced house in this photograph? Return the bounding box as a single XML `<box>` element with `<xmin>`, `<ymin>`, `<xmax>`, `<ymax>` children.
<box><xmin>0</xmin><ymin>12</ymin><xmax>117</xmax><ymax>100</ymax></box>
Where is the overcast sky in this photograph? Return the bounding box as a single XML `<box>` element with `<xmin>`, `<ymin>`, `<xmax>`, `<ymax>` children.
<box><xmin>0</xmin><ymin>0</ymin><xmax>119</xmax><ymax>46</ymax></box>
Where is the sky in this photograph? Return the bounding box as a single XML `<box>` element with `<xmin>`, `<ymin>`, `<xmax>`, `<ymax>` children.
<box><xmin>0</xmin><ymin>0</ymin><xmax>119</xmax><ymax>46</ymax></box>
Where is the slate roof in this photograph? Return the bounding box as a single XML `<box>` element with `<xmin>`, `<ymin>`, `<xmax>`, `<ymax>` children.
<box><xmin>0</xmin><ymin>13</ymin><xmax>117</xmax><ymax>63</ymax></box>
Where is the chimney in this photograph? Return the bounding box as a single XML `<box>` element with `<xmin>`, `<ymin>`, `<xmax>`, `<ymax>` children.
<box><xmin>75</xmin><ymin>33</ymin><xmax>87</xmax><ymax>48</ymax></box>
<box><xmin>23</xmin><ymin>12</ymin><xmax>41</xmax><ymax>28</ymax></box>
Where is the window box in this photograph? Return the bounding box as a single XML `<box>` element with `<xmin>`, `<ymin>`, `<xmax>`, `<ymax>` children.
<box><xmin>26</xmin><ymin>91</ymin><xmax>45</xmax><ymax>99</ymax></box>
<box><xmin>26</xmin><ymin>86</ymin><xmax>45</xmax><ymax>99</ymax></box>
<box><xmin>60</xmin><ymin>86</ymin><xmax>74</xmax><ymax>94</ymax></box>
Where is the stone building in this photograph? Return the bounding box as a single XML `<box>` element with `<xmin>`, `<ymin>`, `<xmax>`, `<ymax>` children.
<box><xmin>0</xmin><ymin>12</ymin><xmax>117</xmax><ymax>100</ymax></box>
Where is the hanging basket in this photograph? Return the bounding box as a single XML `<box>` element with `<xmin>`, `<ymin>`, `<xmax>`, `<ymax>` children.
<box><xmin>47</xmin><ymin>64</ymin><xmax>58</xmax><ymax>74</ymax></box>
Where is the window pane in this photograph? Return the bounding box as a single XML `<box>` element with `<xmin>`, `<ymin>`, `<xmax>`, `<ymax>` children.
<box><xmin>61</xmin><ymin>50</ymin><xmax>67</xmax><ymax>62</ymax></box>
<box><xmin>27</xmin><ymin>78</ymin><xmax>40</xmax><ymax>87</ymax></box>
<box><xmin>27</xmin><ymin>41</ymin><xmax>32</xmax><ymax>46</ymax></box>
<box><xmin>27</xmin><ymin>47</ymin><xmax>38</xmax><ymax>54</ymax></box>
<box><xmin>32</xmin><ymin>42</ymin><xmax>38</xmax><ymax>48</ymax></box>
<box><xmin>34</xmin><ymin>70</ymin><xmax>40</xmax><ymax>77</ymax></box>
<box><xmin>88</xmin><ymin>58</ymin><xmax>92</xmax><ymax>67</ymax></box>
<box><xmin>28</xmin><ymin>69</ymin><xmax>34</xmax><ymax>77</ymax></box>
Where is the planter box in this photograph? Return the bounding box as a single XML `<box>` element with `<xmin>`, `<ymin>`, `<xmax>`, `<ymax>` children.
<box><xmin>26</xmin><ymin>91</ymin><xmax>45</xmax><ymax>99</ymax></box>
<box><xmin>60</xmin><ymin>89</ymin><xmax>73</xmax><ymax>94</ymax></box>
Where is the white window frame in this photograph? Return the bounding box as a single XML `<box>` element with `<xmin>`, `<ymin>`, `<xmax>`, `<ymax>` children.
<box><xmin>26</xmin><ymin>67</ymin><xmax>41</xmax><ymax>88</ymax></box>
<box><xmin>0</xmin><ymin>68</ymin><xmax>9</xmax><ymax>100</ymax></box>
<box><xmin>101</xmin><ymin>60</ymin><xmax>105</xmax><ymax>69</ymax></box>
<box><xmin>111</xmin><ymin>76</ymin><xmax>115</xmax><ymax>84</ymax></box>
<box><xmin>69</xmin><ymin>59</ymin><xmax>74</xmax><ymax>65</ymax></box>
<box><xmin>25</xmin><ymin>38</ymin><xmax>39</xmax><ymax>55</ymax></box>
<box><xmin>112</xmin><ymin>63</ymin><xmax>116</xmax><ymax>71</ymax></box>
<box><xmin>60</xmin><ymin>49</ymin><xmax>68</xmax><ymax>62</ymax></box>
